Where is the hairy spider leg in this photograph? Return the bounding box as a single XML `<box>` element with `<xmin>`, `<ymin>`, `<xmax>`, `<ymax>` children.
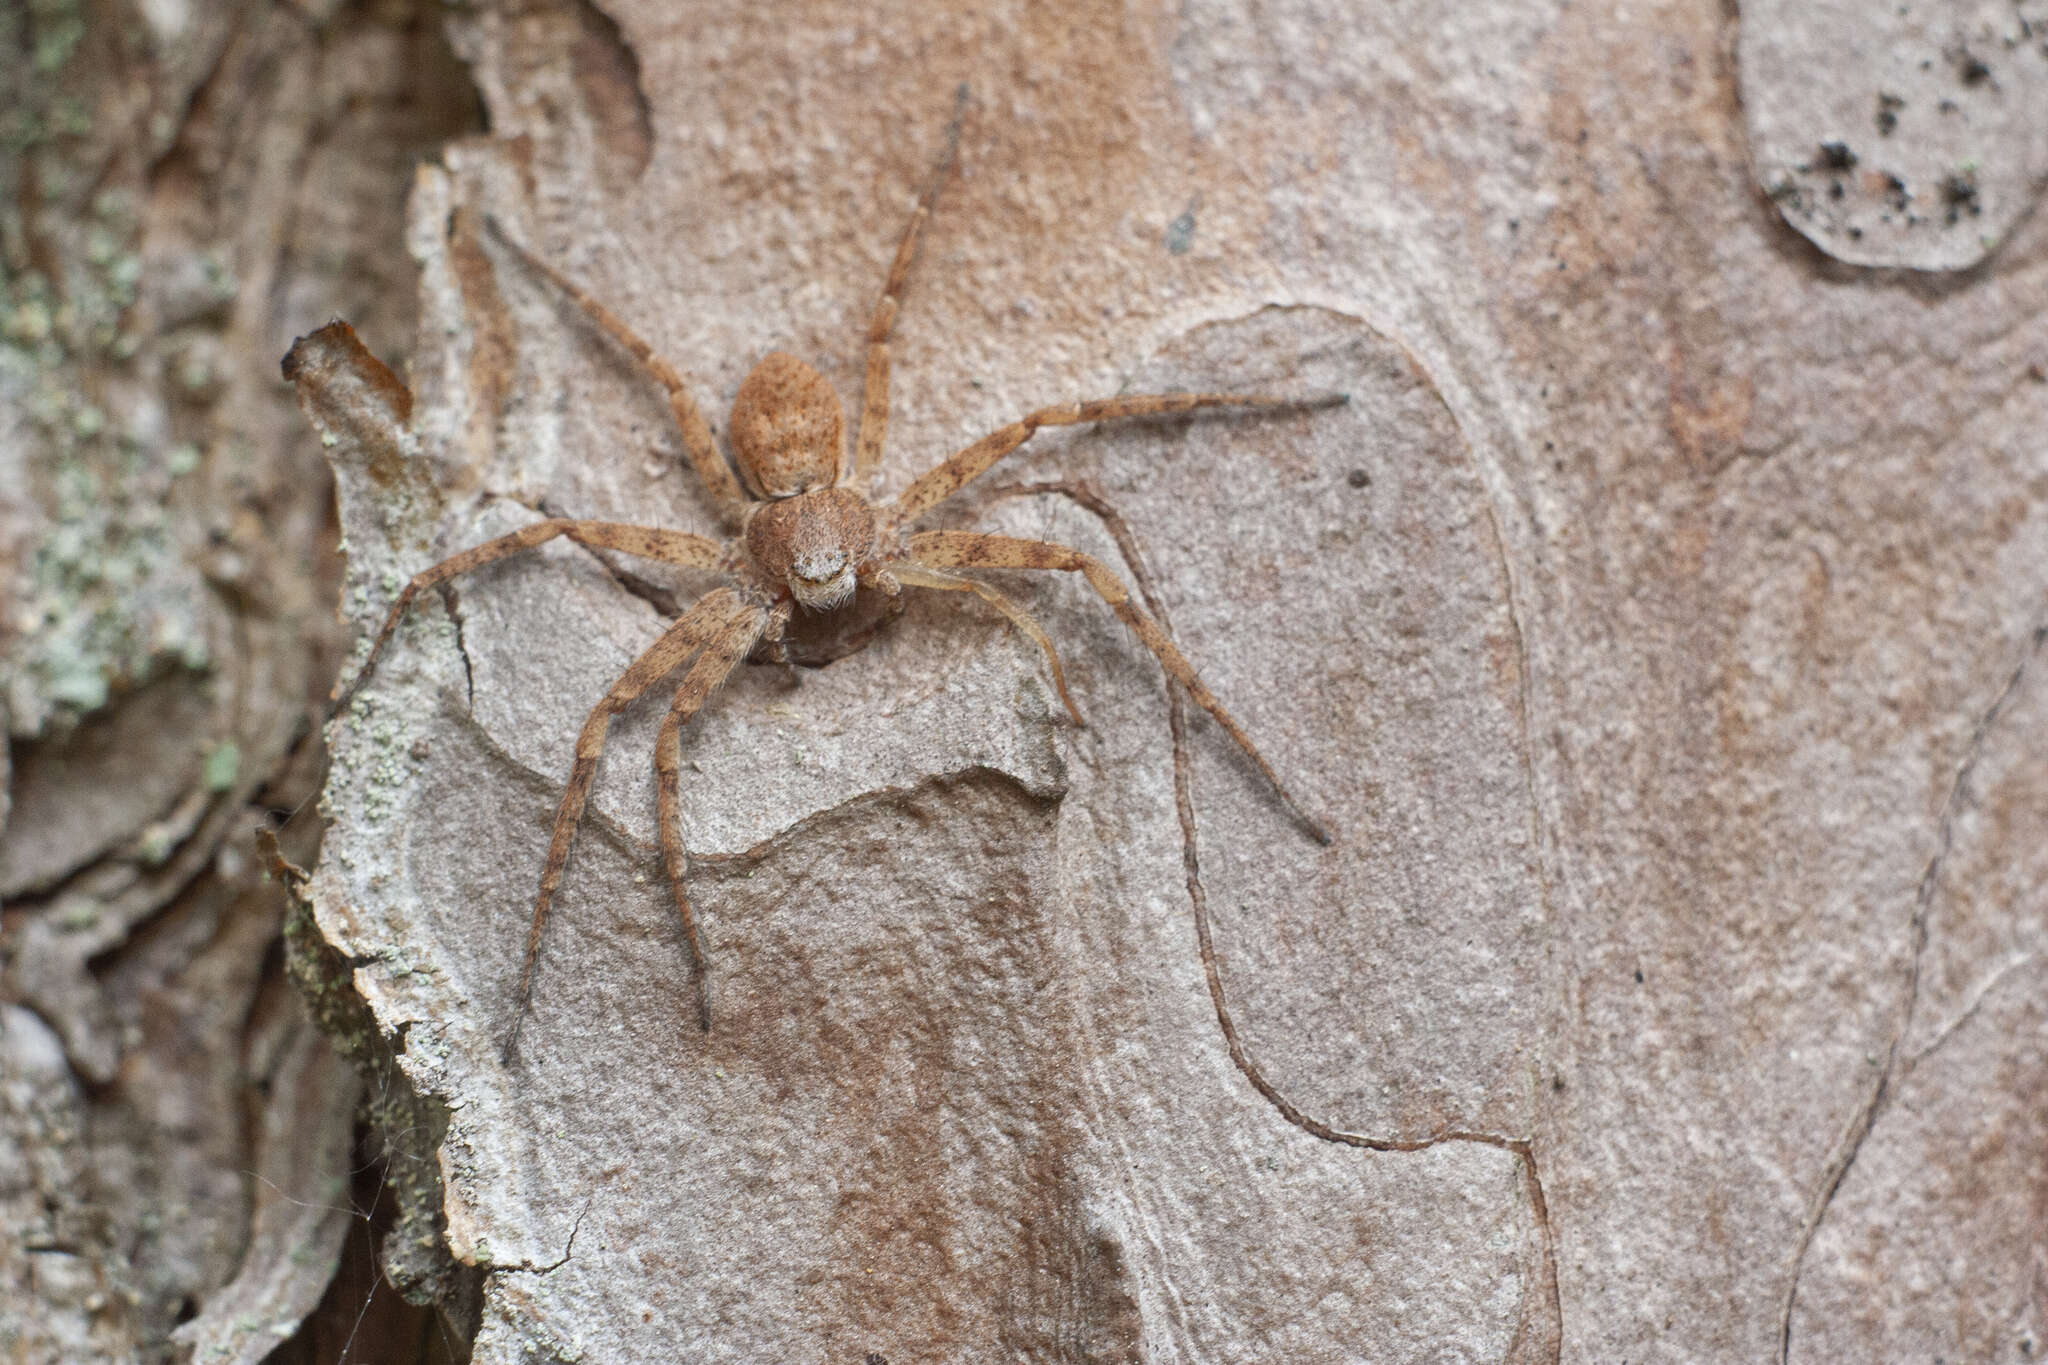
<box><xmin>503</xmin><ymin>586</ymin><xmax>746</xmax><ymax>1061</ymax></box>
<box><xmin>653</xmin><ymin>601</ymin><xmax>774</xmax><ymax>1033</ymax></box>
<box><xmin>888</xmin><ymin>561</ymin><xmax>1084</xmax><ymax>726</ymax></box>
<box><xmin>483</xmin><ymin>216</ymin><xmax>751</xmax><ymax>523</ymax></box>
<box><xmin>984</xmin><ymin>481</ymin><xmax>1151</xmax><ymax>603</ymax></box>
<box><xmin>983</xmin><ymin>479</ymin><xmax>1296</xmax><ymax>1122</ymax></box>
<box><xmin>886</xmin><ymin>391</ymin><xmax>1347</xmax><ymax>527</ymax></box>
<box><xmin>855</xmin><ymin>92</ymin><xmax>965</xmax><ymax>489</ymax></box>
<box><xmin>332</xmin><ymin>519</ymin><xmax>724</xmax><ymax>713</ymax></box>
<box><xmin>901</xmin><ymin>530</ymin><xmax>1330</xmax><ymax>844</ymax></box>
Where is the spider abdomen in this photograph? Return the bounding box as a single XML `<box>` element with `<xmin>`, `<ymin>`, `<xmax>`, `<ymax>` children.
<box><xmin>729</xmin><ymin>352</ymin><xmax>846</xmax><ymax>497</ymax></box>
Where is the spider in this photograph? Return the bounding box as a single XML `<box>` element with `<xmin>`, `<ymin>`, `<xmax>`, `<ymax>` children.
<box><xmin>328</xmin><ymin>120</ymin><xmax>1341</xmax><ymax>1055</ymax></box>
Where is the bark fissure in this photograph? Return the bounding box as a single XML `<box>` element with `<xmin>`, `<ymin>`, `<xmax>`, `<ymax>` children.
<box><xmin>997</xmin><ymin>478</ymin><xmax>1565</xmax><ymax>1363</ymax></box>
<box><xmin>1777</xmin><ymin>619</ymin><xmax>2048</xmax><ymax>1362</ymax></box>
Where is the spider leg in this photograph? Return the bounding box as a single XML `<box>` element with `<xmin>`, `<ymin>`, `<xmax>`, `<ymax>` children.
<box><xmin>985</xmin><ymin>481</ymin><xmax>1153</xmax><ymax>610</ymax></box>
<box><xmin>888</xmin><ymin>561</ymin><xmax>1084</xmax><ymax>726</ymax></box>
<box><xmin>654</xmin><ymin>600</ymin><xmax>774</xmax><ymax>1032</ymax></box>
<box><xmin>901</xmin><ymin>529</ymin><xmax>1330</xmax><ymax>844</ymax></box>
<box><xmin>985</xmin><ymin>482</ymin><xmax>1294</xmax><ymax>1121</ymax></box>
<box><xmin>483</xmin><ymin>216</ymin><xmax>751</xmax><ymax>522</ymax></box>
<box><xmin>503</xmin><ymin>587</ymin><xmax>745</xmax><ymax>1061</ymax></box>
<box><xmin>853</xmin><ymin>90</ymin><xmax>965</xmax><ymax>490</ymax></box>
<box><xmin>886</xmin><ymin>390</ymin><xmax>1346</xmax><ymax>527</ymax></box>
<box><xmin>333</xmin><ymin>518</ymin><xmax>725</xmax><ymax>713</ymax></box>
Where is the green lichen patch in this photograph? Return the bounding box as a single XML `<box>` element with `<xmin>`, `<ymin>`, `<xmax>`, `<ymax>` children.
<box><xmin>0</xmin><ymin>205</ymin><xmax>214</xmax><ymax>730</ymax></box>
<box><xmin>201</xmin><ymin>741</ymin><xmax>241</xmax><ymax>792</ymax></box>
<box><xmin>270</xmin><ymin>833</ymin><xmax>475</xmax><ymax>1310</ymax></box>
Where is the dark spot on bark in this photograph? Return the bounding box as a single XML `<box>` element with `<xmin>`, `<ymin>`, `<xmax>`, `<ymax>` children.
<box><xmin>1942</xmin><ymin>170</ymin><xmax>1980</xmax><ymax>224</ymax></box>
<box><xmin>1817</xmin><ymin>140</ymin><xmax>1856</xmax><ymax>171</ymax></box>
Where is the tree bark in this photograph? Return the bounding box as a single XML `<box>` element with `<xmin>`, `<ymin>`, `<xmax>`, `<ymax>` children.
<box><xmin>12</xmin><ymin>1</ymin><xmax>2048</xmax><ymax>1362</ymax></box>
<box><xmin>1</xmin><ymin>1</ymin><xmax>478</xmax><ymax>1361</ymax></box>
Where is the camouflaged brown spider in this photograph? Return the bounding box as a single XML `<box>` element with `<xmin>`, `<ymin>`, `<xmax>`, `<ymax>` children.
<box><xmin>331</xmin><ymin>133</ymin><xmax>1340</xmax><ymax>1054</ymax></box>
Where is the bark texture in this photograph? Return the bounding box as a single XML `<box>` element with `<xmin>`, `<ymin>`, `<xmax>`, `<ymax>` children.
<box><xmin>10</xmin><ymin>1</ymin><xmax>2048</xmax><ymax>1363</ymax></box>
<box><xmin>1</xmin><ymin>0</ymin><xmax>478</xmax><ymax>1361</ymax></box>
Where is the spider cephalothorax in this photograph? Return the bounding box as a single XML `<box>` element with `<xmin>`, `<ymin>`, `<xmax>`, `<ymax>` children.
<box><xmin>317</xmin><ymin>119</ymin><xmax>1340</xmax><ymax>1057</ymax></box>
<box><xmin>743</xmin><ymin>486</ymin><xmax>880</xmax><ymax>612</ymax></box>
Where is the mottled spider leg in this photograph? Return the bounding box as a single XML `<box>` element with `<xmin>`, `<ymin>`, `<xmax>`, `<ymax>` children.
<box><xmin>332</xmin><ymin>519</ymin><xmax>724</xmax><ymax>714</ymax></box>
<box><xmin>853</xmin><ymin>90</ymin><xmax>965</xmax><ymax>489</ymax></box>
<box><xmin>982</xmin><ymin>486</ymin><xmax>1326</xmax><ymax>1133</ymax></box>
<box><xmin>888</xmin><ymin>561</ymin><xmax>1084</xmax><ymax>726</ymax></box>
<box><xmin>483</xmin><ymin>216</ymin><xmax>751</xmax><ymax>523</ymax></box>
<box><xmin>902</xmin><ymin>530</ymin><xmax>1330</xmax><ymax>844</ymax></box>
<box><xmin>986</xmin><ymin>479</ymin><xmax>1186</xmax><ymax>638</ymax></box>
<box><xmin>886</xmin><ymin>391</ymin><xmax>1346</xmax><ymax>527</ymax></box>
<box><xmin>503</xmin><ymin>587</ymin><xmax>744</xmax><ymax>1061</ymax></box>
<box><xmin>654</xmin><ymin>600</ymin><xmax>772</xmax><ymax>1032</ymax></box>
<box><xmin>984</xmin><ymin>481</ymin><xmax>1150</xmax><ymax>606</ymax></box>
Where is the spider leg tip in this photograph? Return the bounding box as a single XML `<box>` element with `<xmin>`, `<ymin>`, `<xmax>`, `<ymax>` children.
<box><xmin>500</xmin><ymin>1007</ymin><xmax>533</xmax><ymax>1065</ymax></box>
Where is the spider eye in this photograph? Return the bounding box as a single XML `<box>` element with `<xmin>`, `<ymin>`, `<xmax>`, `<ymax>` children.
<box><xmin>791</xmin><ymin>548</ymin><xmax>847</xmax><ymax>584</ymax></box>
<box><xmin>787</xmin><ymin>548</ymin><xmax>855</xmax><ymax>611</ymax></box>
<box><xmin>743</xmin><ymin>487</ymin><xmax>877</xmax><ymax>614</ymax></box>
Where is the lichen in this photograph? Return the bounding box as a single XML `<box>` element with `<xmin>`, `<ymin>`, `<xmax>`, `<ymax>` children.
<box><xmin>1</xmin><ymin>184</ymin><xmax>215</xmax><ymax>739</ymax></box>
<box><xmin>136</xmin><ymin>823</ymin><xmax>175</xmax><ymax>867</ymax></box>
<box><xmin>29</xmin><ymin>0</ymin><xmax>85</xmax><ymax>74</ymax></box>
<box><xmin>274</xmin><ymin>844</ymin><xmax>478</xmax><ymax>1310</ymax></box>
<box><xmin>201</xmin><ymin>741</ymin><xmax>241</xmax><ymax>792</ymax></box>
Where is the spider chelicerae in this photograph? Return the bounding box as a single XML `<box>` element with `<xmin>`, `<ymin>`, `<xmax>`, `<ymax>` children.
<box><xmin>322</xmin><ymin>119</ymin><xmax>1340</xmax><ymax>1055</ymax></box>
